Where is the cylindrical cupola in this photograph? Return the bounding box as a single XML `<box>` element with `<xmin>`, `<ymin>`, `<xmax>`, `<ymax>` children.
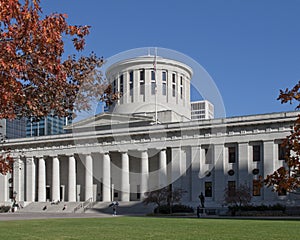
<box><xmin>106</xmin><ymin>56</ymin><xmax>193</xmax><ymax>121</ymax></box>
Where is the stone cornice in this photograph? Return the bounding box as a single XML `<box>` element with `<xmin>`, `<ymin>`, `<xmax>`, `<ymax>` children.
<box><xmin>2</xmin><ymin>111</ymin><xmax>297</xmax><ymax>154</ymax></box>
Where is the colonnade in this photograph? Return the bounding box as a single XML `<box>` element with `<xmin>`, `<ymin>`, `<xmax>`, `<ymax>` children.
<box><xmin>12</xmin><ymin>149</ymin><xmax>168</xmax><ymax>203</ymax></box>
<box><xmin>3</xmin><ymin>139</ymin><xmax>285</xmax><ymax>205</ymax></box>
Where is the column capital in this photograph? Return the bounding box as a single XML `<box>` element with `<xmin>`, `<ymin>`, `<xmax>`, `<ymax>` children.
<box><xmin>118</xmin><ymin>150</ymin><xmax>128</xmax><ymax>154</ymax></box>
<box><xmin>154</xmin><ymin>148</ymin><xmax>166</xmax><ymax>151</ymax></box>
<box><xmin>137</xmin><ymin>148</ymin><xmax>148</xmax><ymax>152</ymax></box>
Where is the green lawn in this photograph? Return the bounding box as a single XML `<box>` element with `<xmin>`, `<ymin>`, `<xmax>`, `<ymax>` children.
<box><xmin>0</xmin><ymin>217</ymin><xmax>299</xmax><ymax>240</ymax></box>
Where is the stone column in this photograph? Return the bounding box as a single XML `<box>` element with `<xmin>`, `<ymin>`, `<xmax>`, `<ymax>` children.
<box><xmin>238</xmin><ymin>142</ymin><xmax>250</xmax><ymax>185</ymax></box>
<box><xmin>171</xmin><ymin>147</ymin><xmax>182</xmax><ymax>189</ymax></box>
<box><xmin>26</xmin><ymin>157</ymin><xmax>36</xmax><ymax>202</ymax></box>
<box><xmin>52</xmin><ymin>156</ymin><xmax>60</xmax><ymax>201</ymax></box>
<box><xmin>0</xmin><ymin>174</ymin><xmax>8</xmax><ymax>202</ymax></box>
<box><xmin>38</xmin><ymin>157</ymin><xmax>46</xmax><ymax>202</ymax></box>
<box><xmin>140</xmin><ymin>150</ymin><xmax>149</xmax><ymax>199</ymax></box>
<box><xmin>158</xmin><ymin>149</ymin><xmax>167</xmax><ymax>188</ymax></box>
<box><xmin>85</xmin><ymin>154</ymin><xmax>93</xmax><ymax>201</ymax></box>
<box><xmin>263</xmin><ymin>140</ymin><xmax>275</xmax><ymax>201</ymax></box>
<box><xmin>191</xmin><ymin>146</ymin><xmax>201</xmax><ymax>202</ymax></box>
<box><xmin>13</xmin><ymin>156</ymin><xmax>22</xmax><ymax>201</ymax></box>
<box><xmin>68</xmin><ymin>155</ymin><xmax>76</xmax><ymax>202</ymax></box>
<box><xmin>213</xmin><ymin>144</ymin><xmax>225</xmax><ymax>202</ymax></box>
<box><xmin>120</xmin><ymin>152</ymin><xmax>130</xmax><ymax>201</ymax></box>
<box><xmin>102</xmin><ymin>152</ymin><xmax>111</xmax><ymax>202</ymax></box>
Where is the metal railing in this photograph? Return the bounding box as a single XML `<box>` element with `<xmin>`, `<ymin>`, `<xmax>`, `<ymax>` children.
<box><xmin>73</xmin><ymin>198</ymin><xmax>95</xmax><ymax>213</ymax></box>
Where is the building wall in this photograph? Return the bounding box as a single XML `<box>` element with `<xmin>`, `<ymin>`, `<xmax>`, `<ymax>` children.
<box><xmin>1</xmin><ymin>112</ymin><xmax>299</xmax><ymax>207</ymax></box>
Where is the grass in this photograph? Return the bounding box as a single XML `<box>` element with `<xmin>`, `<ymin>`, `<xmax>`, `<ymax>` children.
<box><xmin>0</xmin><ymin>217</ymin><xmax>299</xmax><ymax>240</ymax></box>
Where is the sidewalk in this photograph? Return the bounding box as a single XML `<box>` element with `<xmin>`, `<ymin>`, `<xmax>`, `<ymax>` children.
<box><xmin>0</xmin><ymin>212</ymin><xmax>117</xmax><ymax>221</ymax></box>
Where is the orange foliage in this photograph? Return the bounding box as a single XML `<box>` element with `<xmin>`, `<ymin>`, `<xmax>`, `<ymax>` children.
<box><xmin>0</xmin><ymin>0</ymin><xmax>117</xmax><ymax>174</ymax></box>
<box><xmin>265</xmin><ymin>82</ymin><xmax>300</xmax><ymax>193</ymax></box>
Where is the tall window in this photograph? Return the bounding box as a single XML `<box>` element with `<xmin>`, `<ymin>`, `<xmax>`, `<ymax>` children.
<box><xmin>151</xmin><ymin>70</ymin><xmax>155</xmax><ymax>80</ymax></box>
<box><xmin>205</xmin><ymin>182</ymin><xmax>212</xmax><ymax>197</ymax></box>
<box><xmin>253</xmin><ymin>180</ymin><xmax>261</xmax><ymax>196</ymax></box>
<box><xmin>151</xmin><ymin>70</ymin><xmax>156</xmax><ymax>95</ymax></box>
<box><xmin>180</xmin><ymin>76</ymin><xmax>183</xmax><ymax>99</ymax></box>
<box><xmin>129</xmin><ymin>71</ymin><xmax>134</xmax><ymax>96</ymax></box>
<box><xmin>228</xmin><ymin>181</ymin><xmax>236</xmax><ymax>197</ymax></box>
<box><xmin>162</xmin><ymin>71</ymin><xmax>167</xmax><ymax>96</ymax></box>
<box><xmin>172</xmin><ymin>73</ymin><xmax>176</xmax><ymax>97</ymax></box>
<box><xmin>112</xmin><ymin>79</ymin><xmax>116</xmax><ymax>94</ymax></box>
<box><xmin>228</xmin><ymin>147</ymin><xmax>236</xmax><ymax>163</ymax></box>
<box><xmin>204</xmin><ymin>147</ymin><xmax>213</xmax><ymax>164</ymax></box>
<box><xmin>119</xmin><ymin>74</ymin><xmax>124</xmax><ymax>95</ymax></box>
<box><xmin>278</xmin><ymin>143</ymin><xmax>288</xmax><ymax>161</ymax></box>
<box><xmin>253</xmin><ymin>145</ymin><xmax>261</xmax><ymax>162</ymax></box>
<box><xmin>140</xmin><ymin>69</ymin><xmax>145</xmax><ymax>95</ymax></box>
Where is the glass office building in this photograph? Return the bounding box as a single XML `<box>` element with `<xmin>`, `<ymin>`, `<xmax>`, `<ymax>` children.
<box><xmin>26</xmin><ymin>116</ymin><xmax>72</xmax><ymax>137</ymax></box>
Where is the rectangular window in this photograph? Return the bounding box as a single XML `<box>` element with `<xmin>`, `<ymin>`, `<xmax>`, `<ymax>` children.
<box><xmin>172</xmin><ymin>73</ymin><xmax>176</xmax><ymax>97</ymax></box>
<box><xmin>129</xmin><ymin>71</ymin><xmax>133</xmax><ymax>96</ymax></box>
<box><xmin>253</xmin><ymin>180</ymin><xmax>261</xmax><ymax>196</ymax></box>
<box><xmin>253</xmin><ymin>145</ymin><xmax>261</xmax><ymax>162</ymax></box>
<box><xmin>172</xmin><ymin>73</ymin><xmax>176</xmax><ymax>83</ymax></box>
<box><xmin>151</xmin><ymin>82</ymin><xmax>156</xmax><ymax>95</ymax></box>
<box><xmin>162</xmin><ymin>71</ymin><xmax>167</xmax><ymax>96</ymax></box>
<box><xmin>151</xmin><ymin>70</ymin><xmax>155</xmax><ymax>80</ymax></box>
<box><xmin>140</xmin><ymin>83</ymin><xmax>145</xmax><ymax>95</ymax></box>
<box><xmin>162</xmin><ymin>83</ymin><xmax>166</xmax><ymax>96</ymax></box>
<box><xmin>120</xmin><ymin>74</ymin><xmax>124</xmax><ymax>94</ymax></box>
<box><xmin>228</xmin><ymin>147</ymin><xmax>236</xmax><ymax>163</ymax></box>
<box><xmin>278</xmin><ymin>143</ymin><xmax>287</xmax><ymax>161</ymax></box>
<box><xmin>228</xmin><ymin>181</ymin><xmax>236</xmax><ymax>197</ymax></box>
<box><xmin>180</xmin><ymin>76</ymin><xmax>183</xmax><ymax>99</ymax></box>
<box><xmin>140</xmin><ymin>69</ymin><xmax>145</xmax><ymax>95</ymax></box>
<box><xmin>162</xmin><ymin>71</ymin><xmax>167</xmax><ymax>81</ymax></box>
<box><xmin>140</xmin><ymin>69</ymin><xmax>145</xmax><ymax>80</ymax></box>
<box><xmin>204</xmin><ymin>148</ymin><xmax>213</xmax><ymax>164</ymax></box>
<box><xmin>180</xmin><ymin>87</ymin><xmax>183</xmax><ymax>99</ymax></box>
<box><xmin>151</xmin><ymin>70</ymin><xmax>156</xmax><ymax>95</ymax></box>
<box><xmin>205</xmin><ymin>182</ymin><xmax>212</xmax><ymax>197</ymax></box>
<box><xmin>172</xmin><ymin>84</ymin><xmax>176</xmax><ymax>97</ymax></box>
<box><xmin>112</xmin><ymin>79</ymin><xmax>116</xmax><ymax>94</ymax></box>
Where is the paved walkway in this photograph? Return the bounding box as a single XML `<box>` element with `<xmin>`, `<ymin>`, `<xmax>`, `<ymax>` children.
<box><xmin>0</xmin><ymin>212</ymin><xmax>119</xmax><ymax>221</ymax></box>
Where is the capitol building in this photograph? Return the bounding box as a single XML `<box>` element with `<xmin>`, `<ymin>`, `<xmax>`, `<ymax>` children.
<box><xmin>0</xmin><ymin>53</ymin><xmax>299</xmax><ymax>211</ymax></box>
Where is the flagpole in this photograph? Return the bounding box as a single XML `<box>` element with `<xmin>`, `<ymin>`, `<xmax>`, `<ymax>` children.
<box><xmin>154</xmin><ymin>47</ymin><xmax>158</xmax><ymax>125</ymax></box>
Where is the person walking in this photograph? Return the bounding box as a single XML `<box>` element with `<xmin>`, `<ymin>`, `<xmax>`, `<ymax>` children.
<box><xmin>109</xmin><ymin>201</ymin><xmax>119</xmax><ymax>216</ymax></box>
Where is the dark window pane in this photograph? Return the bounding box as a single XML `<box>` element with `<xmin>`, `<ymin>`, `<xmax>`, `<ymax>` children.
<box><xmin>151</xmin><ymin>70</ymin><xmax>155</xmax><ymax>80</ymax></box>
<box><xmin>228</xmin><ymin>181</ymin><xmax>236</xmax><ymax>197</ymax></box>
<box><xmin>205</xmin><ymin>182</ymin><xmax>212</xmax><ymax>197</ymax></box>
<box><xmin>228</xmin><ymin>147</ymin><xmax>236</xmax><ymax>163</ymax></box>
<box><xmin>253</xmin><ymin>180</ymin><xmax>261</xmax><ymax>196</ymax></box>
<box><xmin>253</xmin><ymin>145</ymin><xmax>261</xmax><ymax>162</ymax></box>
<box><xmin>162</xmin><ymin>71</ymin><xmax>167</xmax><ymax>81</ymax></box>
<box><xmin>278</xmin><ymin>144</ymin><xmax>288</xmax><ymax>160</ymax></box>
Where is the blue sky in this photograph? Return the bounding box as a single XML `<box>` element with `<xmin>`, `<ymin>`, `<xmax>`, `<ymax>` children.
<box><xmin>41</xmin><ymin>0</ymin><xmax>300</xmax><ymax>117</ymax></box>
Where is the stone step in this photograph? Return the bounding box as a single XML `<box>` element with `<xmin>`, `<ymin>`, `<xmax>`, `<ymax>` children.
<box><xmin>18</xmin><ymin>202</ymin><xmax>81</xmax><ymax>213</ymax></box>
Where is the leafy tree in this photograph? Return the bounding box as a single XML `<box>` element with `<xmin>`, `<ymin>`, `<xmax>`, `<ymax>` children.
<box><xmin>0</xmin><ymin>0</ymin><xmax>117</xmax><ymax>174</ymax></box>
<box><xmin>142</xmin><ymin>187</ymin><xmax>168</xmax><ymax>210</ymax></box>
<box><xmin>265</xmin><ymin>83</ymin><xmax>300</xmax><ymax>193</ymax></box>
<box><xmin>143</xmin><ymin>186</ymin><xmax>187</xmax><ymax>214</ymax></box>
<box><xmin>224</xmin><ymin>183</ymin><xmax>252</xmax><ymax>208</ymax></box>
